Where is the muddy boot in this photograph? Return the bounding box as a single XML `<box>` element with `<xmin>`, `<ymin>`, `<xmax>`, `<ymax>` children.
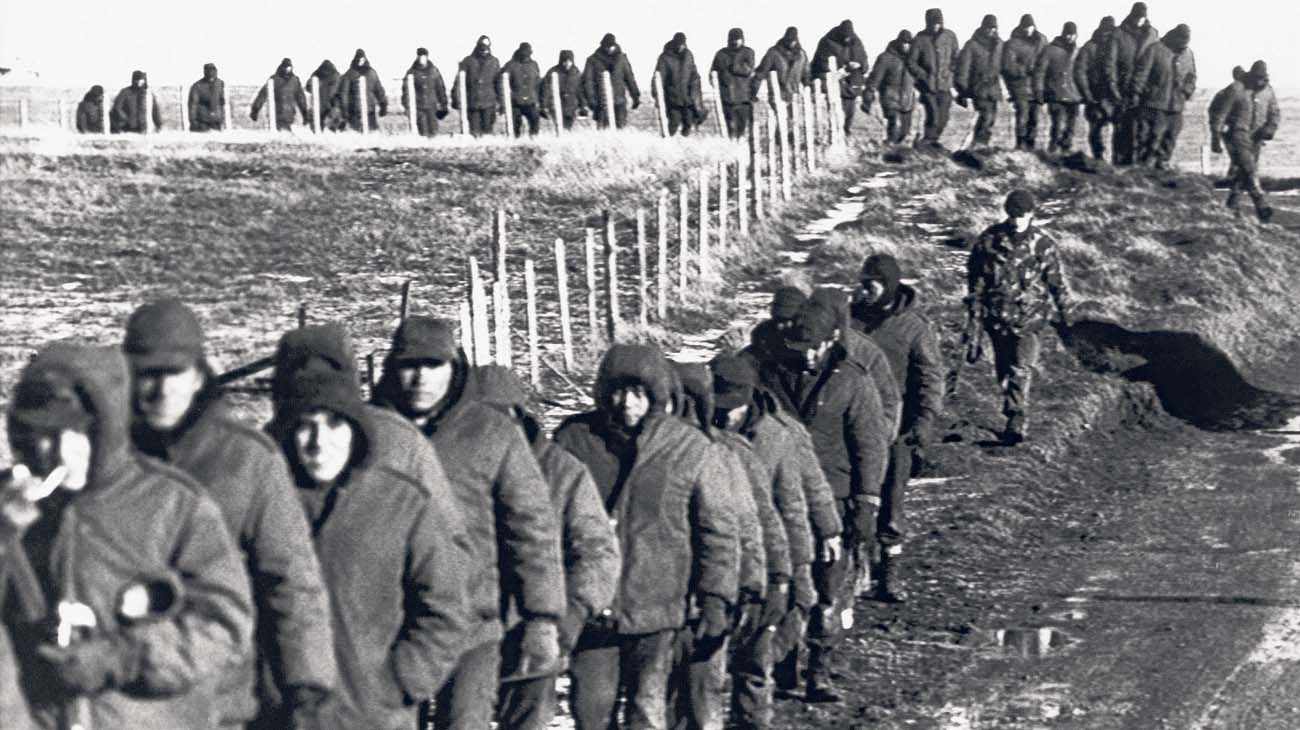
<box><xmin>1256</xmin><ymin>201</ymin><xmax>1274</xmax><ymax>223</ymax></box>
<box><xmin>1002</xmin><ymin>412</ymin><xmax>1027</xmax><ymax>445</ymax></box>
<box><xmin>873</xmin><ymin>546</ymin><xmax>908</xmax><ymax>604</ymax></box>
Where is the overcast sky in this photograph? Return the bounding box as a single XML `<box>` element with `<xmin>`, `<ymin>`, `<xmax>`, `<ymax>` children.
<box><xmin>0</xmin><ymin>0</ymin><xmax>1289</xmax><ymax>88</ymax></box>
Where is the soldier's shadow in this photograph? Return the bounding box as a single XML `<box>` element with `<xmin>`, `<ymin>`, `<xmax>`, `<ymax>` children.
<box><xmin>1061</xmin><ymin>319</ymin><xmax>1299</xmax><ymax>431</ymax></box>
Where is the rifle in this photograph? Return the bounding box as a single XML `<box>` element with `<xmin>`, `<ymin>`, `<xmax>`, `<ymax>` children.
<box><xmin>945</xmin><ymin>302</ymin><xmax>984</xmax><ymax>397</ymax></box>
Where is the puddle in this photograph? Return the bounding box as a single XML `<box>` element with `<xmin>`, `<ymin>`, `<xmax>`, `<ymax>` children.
<box><xmin>979</xmin><ymin>626</ymin><xmax>1075</xmax><ymax>658</ymax></box>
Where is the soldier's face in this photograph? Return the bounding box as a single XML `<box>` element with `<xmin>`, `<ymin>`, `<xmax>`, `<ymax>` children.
<box><xmin>396</xmin><ymin>361</ymin><xmax>453</xmax><ymax>414</ymax></box>
<box><xmin>294</xmin><ymin>410</ymin><xmax>354</xmax><ymax>485</ymax></box>
<box><xmin>802</xmin><ymin>341</ymin><xmax>831</xmax><ymax>371</ymax></box>
<box><xmin>133</xmin><ymin>364</ymin><xmax>206</xmax><ymax>432</ymax></box>
<box><xmin>901</xmin><ymin>42</ymin><xmax>912</xmax><ymax>54</ymax></box>
<box><xmin>134</xmin><ymin>78</ymin><xmax>146</xmax><ymax>88</ymax></box>
<box><xmin>1012</xmin><ymin>213</ymin><xmax>1034</xmax><ymax>233</ymax></box>
<box><xmin>57</xmin><ymin>430</ymin><xmax>92</xmax><ymax>490</ymax></box>
<box><xmin>417</xmin><ymin>56</ymin><xmax>428</xmax><ymax>66</ymax></box>
<box><xmin>773</xmin><ymin>316</ymin><xmax>798</xmax><ymax>332</ymax></box>
<box><xmin>610</xmin><ymin>385</ymin><xmax>651</xmax><ymax>428</ymax></box>
<box><xmin>929</xmin><ymin>23</ymin><xmax>942</xmax><ymax>33</ymax></box>
<box><xmin>719</xmin><ymin>404</ymin><xmax>749</xmax><ymax>430</ymax></box>
<box><xmin>563</xmin><ymin>59</ymin><xmax>574</xmax><ymax>70</ymax></box>
<box><xmin>859</xmin><ymin>279</ymin><xmax>888</xmax><ymax>304</ymax></box>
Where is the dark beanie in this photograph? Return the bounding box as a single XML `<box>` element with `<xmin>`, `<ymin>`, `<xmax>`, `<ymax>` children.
<box><xmin>390</xmin><ymin>316</ymin><xmax>458</xmax><ymax>365</ymax></box>
<box><xmin>860</xmin><ymin>254</ymin><xmax>902</xmax><ymax>301</ymax></box>
<box><xmin>273</xmin><ymin>367</ymin><xmax>368</xmax><ymax>454</ymax></box>
<box><xmin>353</xmin><ymin>48</ymin><xmax>366</xmax><ymax>60</ymax></box>
<box><xmin>711</xmin><ymin>355</ymin><xmax>758</xmax><ymax>411</ymax></box>
<box><xmin>11</xmin><ymin>369</ymin><xmax>94</xmax><ymax>432</ymax></box>
<box><xmin>124</xmin><ymin>299</ymin><xmax>205</xmax><ymax>371</ymax></box>
<box><xmin>925</xmin><ymin>8</ymin><xmax>944</xmax><ymax>26</ymax></box>
<box><xmin>1063</xmin><ymin>22</ymin><xmax>1077</xmax><ymax>36</ymax></box>
<box><xmin>1019</xmin><ymin>14</ymin><xmax>1035</xmax><ymax>28</ymax></box>
<box><xmin>782</xmin><ymin>26</ymin><xmax>799</xmax><ymax>43</ymax></box>
<box><xmin>1250</xmin><ymin>60</ymin><xmax>1269</xmax><ymax>82</ymax></box>
<box><xmin>417</xmin><ymin>47</ymin><xmax>429</xmax><ymax>56</ymax></box>
<box><xmin>672</xmin><ymin>32</ymin><xmax>687</xmax><ymax>45</ymax></box>
<box><xmin>203</xmin><ymin>62</ymin><xmax>216</xmax><ymax>73</ymax></box>
<box><xmin>1231</xmin><ymin>65</ymin><xmax>1246</xmax><ymax>82</ymax></box>
<box><xmin>1005</xmin><ymin>189</ymin><xmax>1037</xmax><ymax>217</ymax></box>
<box><xmin>1131</xmin><ymin>2</ymin><xmax>1148</xmax><ymax>19</ymax></box>
<box><xmin>981</xmin><ymin>14</ymin><xmax>998</xmax><ymax>30</ymax></box>
<box><xmin>131</xmin><ymin>70</ymin><xmax>146</xmax><ymax>84</ymax></box>
<box><xmin>897</xmin><ymin>29</ymin><xmax>914</xmax><ymax>44</ymax></box>
<box><xmin>1099</xmin><ymin>16</ymin><xmax>1116</xmax><ymax>31</ymax></box>
<box><xmin>518</xmin><ymin>42</ymin><xmax>532</xmax><ymax>55</ymax></box>
<box><xmin>601</xmin><ymin>33</ymin><xmax>617</xmax><ymax>47</ymax></box>
<box><xmin>785</xmin><ymin>303</ymin><xmax>838</xmax><ymax>350</ymax></box>
<box><xmin>560</xmin><ymin>49</ymin><xmax>575</xmax><ymax>64</ymax></box>
<box><xmin>839</xmin><ymin>19</ymin><xmax>854</xmax><ymax>35</ymax></box>
<box><xmin>728</xmin><ymin>28</ymin><xmax>744</xmax><ymax>43</ymax></box>
<box><xmin>770</xmin><ymin>286</ymin><xmax>807</xmax><ymax>320</ymax></box>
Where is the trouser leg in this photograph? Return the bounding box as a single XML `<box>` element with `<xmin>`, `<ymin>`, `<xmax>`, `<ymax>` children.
<box><xmin>842</xmin><ymin>98</ymin><xmax>856</xmax><ymax>136</ymax></box>
<box><xmin>667</xmin><ymin>106</ymin><xmax>684</xmax><ymax>136</ymax></box>
<box><xmin>920</xmin><ymin>93</ymin><xmax>940</xmax><ymax>142</ymax></box>
<box><xmin>497</xmin><ymin>675</ymin><xmax>557</xmax><ymax>730</ymax></box>
<box><xmin>622</xmin><ymin>630</ymin><xmax>679</xmax><ymax>730</ymax></box>
<box><xmin>896</xmin><ymin>109</ymin><xmax>913</xmax><ymax>144</ymax></box>
<box><xmin>614</xmin><ymin>105</ymin><xmax>629</xmax><ymax>129</ymax></box>
<box><xmin>731</xmin><ymin>620</ymin><xmax>777</xmax><ymax>729</ymax></box>
<box><xmin>432</xmin><ymin>639</ymin><xmax>502</xmax><ymax>730</ymax></box>
<box><xmin>973</xmin><ymin>98</ymin><xmax>998</xmax><ymax>146</ymax></box>
<box><xmin>1085</xmin><ymin>103</ymin><xmax>1109</xmax><ymax>159</ymax></box>
<box><xmin>569</xmin><ymin>628</ymin><xmax>621</xmax><ymax>730</ymax></box>
<box><xmin>562</xmin><ymin>111</ymin><xmax>576</xmax><ymax>130</ymax></box>
<box><xmin>1013</xmin><ymin>96</ymin><xmax>1036</xmax><ymax>148</ymax></box>
<box><xmin>675</xmin><ymin>632</ymin><xmax>729</xmax><ymax>730</ymax></box>
<box><xmin>416</xmin><ymin>109</ymin><xmax>438</xmax><ymax>136</ymax></box>
<box><xmin>1159</xmin><ymin>111</ymin><xmax>1182</xmax><ymax>168</ymax></box>
<box><xmin>987</xmin><ymin>327</ymin><xmax>1042</xmax><ymax>419</ymax></box>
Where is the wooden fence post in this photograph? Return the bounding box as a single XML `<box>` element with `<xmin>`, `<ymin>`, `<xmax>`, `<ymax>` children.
<box><xmin>501</xmin><ymin>73</ymin><xmax>515</xmax><ymax>137</ymax></box>
<box><xmin>459</xmin><ymin>301</ymin><xmax>474</xmax><ymax>359</ymax></box>
<box><xmin>738</xmin><ymin>151</ymin><xmax>749</xmax><ymax>236</ymax></box>
<box><xmin>549</xmin><ymin>72</ymin><xmax>564</xmax><ymax>137</ymax></box>
<box><xmin>494</xmin><ymin>209</ymin><xmax>509</xmax><ymax>315</ymax></box>
<box><xmin>143</xmin><ymin>91</ymin><xmax>152</xmax><ymax>135</ymax></box>
<box><xmin>177</xmin><ymin>86</ymin><xmax>187</xmax><ymax>132</ymax></box>
<box><xmin>717</xmin><ymin>160</ymin><xmax>728</xmax><ymax>253</ymax></box>
<box><xmin>652</xmin><ymin>71</ymin><xmax>670</xmax><ymax>138</ymax></box>
<box><xmin>678</xmin><ymin>185</ymin><xmax>689</xmax><ymax>296</ymax></box>
<box><xmin>554</xmin><ymin>238</ymin><xmax>575</xmax><ymax>369</ymax></box>
<box><xmin>656</xmin><ymin>191</ymin><xmax>669</xmax><ymax>320</ymax></box>
<box><xmin>766</xmin><ymin>98</ymin><xmax>779</xmax><ymax>207</ymax></box>
<box><xmin>524</xmin><ymin>260</ymin><xmax>540</xmax><ymax>385</ymax></box>
<box><xmin>102</xmin><ymin>92</ymin><xmax>112</xmax><ymax>135</ymax></box>
<box><xmin>358</xmin><ymin>75</ymin><xmax>369</xmax><ymax>134</ymax></box>
<box><xmin>310</xmin><ymin>76</ymin><xmax>321</xmax><ymax>133</ymax></box>
<box><xmin>789</xmin><ymin>94</ymin><xmax>803</xmax><ymax>177</ymax></box>
<box><xmin>492</xmin><ymin>281</ymin><xmax>512</xmax><ymax>367</ymax></box>
<box><xmin>57</xmin><ymin>99</ymin><xmax>67</xmax><ymax>130</ymax></box>
<box><xmin>698</xmin><ymin>167</ymin><xmax>710</xmax><ymax>281</ymax></box>
<box><xmin>826</xmin><ymin>57</ymin><xmax>843</xmax><ymax>149</ymax></box>
<box><xmin>600</xmin><ymin>71</ymin><xmax>616</xmax><ymax>130</ymax></box>
<box><xmin>468</xmin><ymin>257</ymin><xmax>492</xmax><ymax>366</ymax></box>
<box><xmin>266</xmin><ymin>77</ymin><xmax>277</xmax><ymax>132</ymax></box>
<box><xmin>399</xmin><ymin>280</ymin><xmax>412</xmax><ymax>321</ymax></box>
<box><xmin>771</xmin><ymin>70</ymin><xmax>791</xmax><ymax>201</ymax></box>
<box><xmin>804</xmin><ymin>86</ymin><xmax>818</xmax><ymax>172</ymax></box>
<box><xmin>604</xmin><ymin>211</ymin><xmax>620</xmax><ymax>341</ymax></box>
<box><xmin>710</xmin><ymin>71</ymin><xmax>726</xmax><ymax>137</ymax></box>
<box><xmin>584</xmin><ymin>228</ymin><xmax>599</xmax><ymax>335</ymax></box>
<box><xmin>224</xmin><ymin>94</ymin><xmax>233</xmax><ymax>132</ymax></box>
<box><xmin>636</xmin><ymin>208</ymin><xmax>648</xmax><ymax>328</ymax></box>
<box><xmin>458</xmin><ymin>70</ymin><xmax>470</xmax><ymax>135</ymax></box>
<box><xmin>752</xmin><ymin>108</ymin><xmax>765</xmax><ymax>219</ymax></box>
<box><xmin>406</xmin><ymin>74</ymin><xmax>418</xmax><ymax>134</ymax></box>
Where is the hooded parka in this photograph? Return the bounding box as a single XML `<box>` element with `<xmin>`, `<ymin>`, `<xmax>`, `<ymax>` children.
<box><xmin>333</xmin><ymin>49</ymin><xmax>387</xmax><ymax>131</ymax></box>
<box><xmin>75</xmin><ymin>86</ymin><xmax>105</xmax><ymax>133</ymax></box>
<box><xmin>188</xmin><ymin>64</ymin><xmax>225</xmax><ymax>131</ymax></box>
<box><xmin>110</xmin><ymin>71</ymin><xmax>162</xmax><ymax>133</ymax></box>
<box><xmin>251</xmin><ymin>58</ymin><xmax>310</xmax><ymax>130</ymax></box>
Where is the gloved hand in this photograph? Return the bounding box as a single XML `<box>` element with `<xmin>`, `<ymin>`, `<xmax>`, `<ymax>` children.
<box><xmin>577</xmin><ymin>107</ymin><xmax>589</xmax><ymax>118</ymax></box>
<box><xmin>1211</xmin><ymin>135</ymin><xmax>1223</xmax><ymax>154</ymax></box>
<box><xmin>38</xmin><ymin>635</ymin><xmax>141</xmax><ymax>693</ymax></box>
<box><xmin>436</xmin><ymin>109</ymin><xmax>449</xmax><ymax>120</ymax></box>
<box><xmin>516</xmin><ymin>620</ymin><xmax>561</xmax><ymax>677</ymax></box>
<box><xmin>1253</xmin><ymin>129</ymin><xmax>1272</xmax><ymax>144</ymax></box>
<box><xmin>631</xmin><ymin>96</ymin><xmax>642</xmax><ymax>110</ymax></box>
<box><xmin>760</xmin><ymin>577</ymin><xmax>790</xmax><ymax>627</ymax></box>
<box><xmin>695</xmin><ymin>595</ymin><xmax>730</xmax><ymax>640</ymax></box>
<box><xmin>817</xmin><ymin>535</ymin><xmax>843</xmax><ymax>563</ymax></box>
<box><xmin>955</xmin><ymin>95</ymin><xmax>969</xmax><ymax>109</ymax></box>
<box><xmin>250</xmin><ymin>110</ymin><xmax>259</xmax><ymax>122</ymax></box>
<box><xmin>377</xmin><ymin>103</ymin><xmax>388</xmax><ymax>117</ymax></box>
<box><xmin>736</xmin><ymin>591</ymin><xmax>763</xmax><ymax>635</ymax></box>
<box><xmin>793</xmin><ymin>563</ymin><xmax>817</xmax><ymax>611</ymax></box>
<box><xmin>558</xmin><ymin>605</ymin><xmax>589</xmax><ymax>652</ymax></box>
<box><xmin>285</xmin><ymin>684</ymin><xmax>331</xmax><ymax>712</ymax></box>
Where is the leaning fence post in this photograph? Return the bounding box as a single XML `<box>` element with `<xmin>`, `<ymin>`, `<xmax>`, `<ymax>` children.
<box><xmin>717</xmin><ymin>161</ymin><xmax>728</xmax><ymax>253</ymax></box>
<box><xmin>358</xmin><ymin>75</ymin><xmax>369</xmax><ymax>134</ymax></box>
<box><xmin>698</xmin><ymin>167</ymin><xmax>710</xmax><ymax>281</ymax></box>
<box><xmin>604</xmin><ymin>211</ymin><xmax>621</xmax><ymax>341</ymax></box>
<box><xmin>554</xmin><ymin>238</ymin><xmax>575</xmax><ymax>369</ymax></box>
<box><xmin>458</xmin><ymin>70</ymin><xmax>470</xmax><ymax>135</ymax></box>
<box><xmin>266</xmin><ymin>77</ymin><xmax>277</xmax><ymax>132</ymax></box>
<box><xmin>406</xmin><ymin>74</ymin><xmax>418</xmax><ymax>134</ymax></box>
<box><xmin>549</xmin><ymin>72</ymin><xmax>564</xmax><ymax>137</ymax></box>
<box><xmin>399</xmin><ymin>280</ymin><xmax>412</xmax><ymax>321</ymax></box>
<box><xmin>492</xmin><ymin>281</ymin><xmax>512</xmax><ymax>367</ymax></box>
<box><xmin>310</xmin><ymin>76</ymin><xmax>322</xmax><ymax>133</ymax></box>
<box><xmin>584</xmin><ymin>228</ymin><xmax>599</xmax><ymax>335</ymax></box>
<box><xmin>500</xmin><ymin>73</ymin><xmax>515</xmax><ymax>137</ymax></box>
<box><xmin>177</xmin><ymin>86</ymin><xmax>187</xmax><ymax>132</ymax></box>
<box><xmin>600</xmin><ymin>70</ymin><xmax>616</xmax><ymax>130</ymax></box>
<box><xmin>738</xmin><ymin>151</ymin><xmax>749</xmax><ymax>236</ymax></box>
<box><xmin>710</xmin><ymin>70</ymin><xmax>726</xmax><ymax>137</ymax></box>
<box><xmin>656</xmin><ymin>191</ymin><xmax>669</xmax><ymax>320</ymax></box>
<box><xmin>469</xmin><ymin>257</ymin><xmax>492</xmax><ymax>366</ymax></box>
<box><xmin>652</xmin><ymin>71</ymin><xmax>669</xmax><ymax>138</ymax></box>
<box><xmin>678</xmin><ymin>184</ymin><xmax>689</xmax><ymax>296</ymax></box>
<box><xmin>636</xmin><ymin>208</ymin><xmax>648</xmax><ymax>328</ymax></box>
<box><xmin>524</xmin><ymin>260</ymin><xmax>540</xmax><ymax>384</ymax></box>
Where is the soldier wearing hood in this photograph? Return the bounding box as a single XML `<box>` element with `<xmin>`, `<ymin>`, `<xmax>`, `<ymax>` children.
<box><xmin>712</xmin><ymin>28</ymin><xmax>757</xmax><ymax>139</ymax></box>
<box><xmin>554</xmin><ymin>344</ymin><xmax>738</xmax><ymax>730</ymax></box>
<box><xmin>756</xmin><ymin>27</ymin><xmax>811</xmax><ymax>109</ymax></box>
<box><xmin>582</xmin><ymin>33</ymin><xmax>642</xmax><ymax>129</ymax></box>
<box><xmin>862</xmin><ymin>31</ymin><xmax>916</xmax><ymax>145</ymax></box>
<box><xmin>1035</xmin><ymin>23</ymin><xmax>1084</xmax><ymax>155</ymax></box>
<box><xmin>110</xmin><ymin>70</ymin><xmax>162</xmax><ymax>134</ymax></box>
<box><xmin>371</xmin><ymin>317</ymin><xmax>564</xmax><ymax>730</ymax></box>
<box><xmin>1216</xmin><ymin>60</ymin><xmax>1280</xmax><ymax>221</ymax></box>
<box><xmin>907</xmin><ymin>8</ymin><xmax>960</xmax><ymax>146</ymax></box>
<box><xmin>403</xmin><ymin>48</ymin><xmax>450</xmax><ymax>137</ymax></box>
<box><xmin>1076</xmin><ymin>17</ymin><xmax>1118</xmax><ymax>159</ymax></box>
<box><xmin>188</xmin><ymin>63</ymin><xmax>225</xmax><ymax>132</ymax></box>
<box><xmin>542</xmin><ymin>50</ymin><xmax>587</xmax><ymax>130</ymax></box>
<box><xmin>655</xmin><ymin>32</ymin><xmax>705</xmax><ymax>136</ymax></box>
<box><xmin>333</xmin><ymin>48</ymin><xmax>387</xmax><ymax>133</ymax></box>
<box><xmin>74</xmin><ymin>85</ymin><xmax>104</xmax><ymax>134</ymax></box>
<box><xmin>1132</xmin><ymin>23</ymin><xmax>1196</xmax><ymax>169</ymax></box>
<box><xmin>955</xmin><ymin>15</ymin><xmax>1004</xmax><ymax>148</ymax></box>
<box><xmin>1003</xmin><ymin>14</ymin><xmax>1048</xmax><ymax>150</ymax></box>
<box><xmin>966</xmin><ymin>191</ymin><xmax>1073</xmax><ymax>445</ymax></box>
<box><xmin>308</xmin><ymin>60</ymin><xmax>345</xmax><ymax>132</ymax></box>
<box><xmin>452</xmin><ymin>35</ymin><xmax>502</xmax><ymax>137</ymax></box>
<box><xmin>502</xmin><ymin>42</ymin><xmax>543</xmax><ymax>137</ymax></box>
<box><xmin>1</xmin><ymin>342</ymin><xmax>253</xmax><ymax>729</ymax></box>
<box><xmin>1104</xmin><ymin>2</ymin><xmax>1160</xmax><ymax>164</ymax></box>
<box><xmin>252</xmin><ymin>58</ymin><xmax>310</xmax><ymax>132</ymax></box>
<box><xmin>268</xmin><ymin>367</ymin><xmax>473</xmax><ymax>730</ymax></box>
<box><xmin>812</xmin><ymin>20</ymin><xmax>869</xmax><ymax>136</ymax></box>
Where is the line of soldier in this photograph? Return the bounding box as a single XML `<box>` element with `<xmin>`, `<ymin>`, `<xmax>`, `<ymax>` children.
<box><xmin>0</xmin><ymin>185</ymin><xmax>1084</xmax><ymax>730</ymax></box>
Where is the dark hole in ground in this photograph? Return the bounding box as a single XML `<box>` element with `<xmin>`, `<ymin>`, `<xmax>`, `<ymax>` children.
<box><xmin>1061</xmin><ymin>318</ymin><xmax>1300</xmax><ymax>431</ymax></box>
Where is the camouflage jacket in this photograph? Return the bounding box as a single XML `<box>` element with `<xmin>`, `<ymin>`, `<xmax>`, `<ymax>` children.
<box><xmin>966</xmin><ymin>221</ymin><xmax>1070</xmax><ymax>334</ymax></box>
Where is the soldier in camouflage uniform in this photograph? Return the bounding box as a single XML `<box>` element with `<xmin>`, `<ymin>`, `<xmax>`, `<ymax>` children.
<box><xmin>965</xmin><ymin>190</ymin><xmax>1072</xmax><ymax>445</ymax></box>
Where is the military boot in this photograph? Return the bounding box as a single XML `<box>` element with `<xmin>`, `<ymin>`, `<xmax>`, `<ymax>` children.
<box><xmin>1002</xmin><ymin>412</ymin><xmax>1027</xmax><ymax>445</ymax></box>
<box><xmin>873</xmin><ymin>545</ymin><xmax>909</xmax><ymax>603</ymax></box>
<box><xmin>804</xmin><ymin>646</ymin><xmax>844</xmax><ymax>704</ymax></box>
<box><xmin>1256</xmin><ymin>198</ymin><xmax>1274</xmax><ymax>223</ymax></box>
